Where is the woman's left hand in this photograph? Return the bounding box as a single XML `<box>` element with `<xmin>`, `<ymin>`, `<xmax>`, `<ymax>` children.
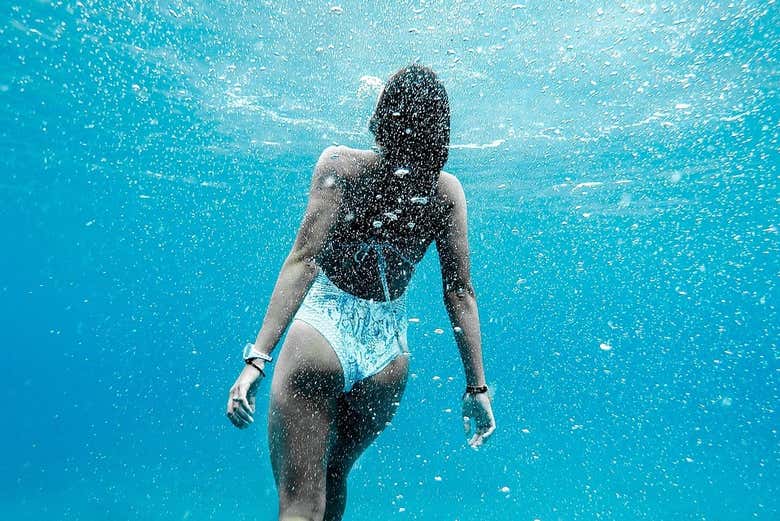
<box><xmin>462</xmin><ymin>392</ymin><xmax>496</xmax><ymax>449</ymax></box>
<box><xmin>226</xmin><ymin>363</ymin><xmax>264</xmax><ymax>429</ymax></box>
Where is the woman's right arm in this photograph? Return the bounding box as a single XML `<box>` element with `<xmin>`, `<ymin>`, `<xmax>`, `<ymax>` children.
<box><xmin>250</xmin><ymin>155</ymin><xmax>343</xmax><ymax>357</ymax></box>
<box><xmin>435</xmin><ymin>173</ymin><xmax>496</xmax><ymax>448</ymax></box>
<box><xmin>255</xmin><ymin>148</ymin><xmax>344</xmax><ymax>354</ymax></box>
<box><xmin>226</xmin><ymin>147</ymin><xmax>345</xmax><ymax>429</ymax></box>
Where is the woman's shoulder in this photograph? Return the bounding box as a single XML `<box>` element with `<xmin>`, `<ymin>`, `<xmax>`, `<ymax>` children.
<box><xmin>315</xmin><ymin>146</ymin><xmax>379</xmax><ymax>182</ymax></box>
<box><xmin>435</xmin><ymin>171</ymin><xmax>465</xmax><ymax>209</ymax></box>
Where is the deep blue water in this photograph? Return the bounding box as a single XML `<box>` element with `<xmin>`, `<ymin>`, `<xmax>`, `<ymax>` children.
<box><xmin>1</xmin><ymin>1</ymin><xmax>777</xmax><ymax>520</ymax></box>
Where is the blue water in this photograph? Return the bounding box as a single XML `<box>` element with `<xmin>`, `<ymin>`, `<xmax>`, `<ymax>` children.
<box><xmin>2</xmin><ymin>1</ymin><xmax>777</xmax><ymax>520</ymax></box>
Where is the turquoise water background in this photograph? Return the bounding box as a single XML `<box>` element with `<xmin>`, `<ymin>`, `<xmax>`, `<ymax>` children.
<box><xmin>1</xmin><ymin>1</ymin><xmax>777</xmax><ymax>519</ymax></box>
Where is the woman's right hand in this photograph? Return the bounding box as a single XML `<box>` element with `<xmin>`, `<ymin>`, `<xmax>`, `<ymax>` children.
<box><xmin>462</xmin><ymin>392</ymin><xmax>496</xmax><ymax>449</ymax></box>
<box><xmin>226</xmin><ymin>363</ymin><xmax>264</xmax><ymax>429</ymax></box>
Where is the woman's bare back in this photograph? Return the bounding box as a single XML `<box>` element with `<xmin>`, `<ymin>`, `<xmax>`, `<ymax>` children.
<box><xmin>317</xmin><ymin>146</ymin><xmax>451</xmax><ymax>301</ymax></box>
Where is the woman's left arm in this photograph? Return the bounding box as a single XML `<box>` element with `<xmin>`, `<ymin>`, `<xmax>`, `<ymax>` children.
<box><xmin>435</xmin><ymin>173</ymin><xmax>496</xmax><ymax>448</ymax></box>
<box><xmin>226</xmin><ymin>148</ymin><xmax>344</xmax><ymax>429</ymax></box>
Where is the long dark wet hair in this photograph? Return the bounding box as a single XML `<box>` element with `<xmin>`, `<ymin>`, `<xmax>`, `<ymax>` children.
<box><xmin>369</xmin><ymin>65</ymin><xmax>450</xmax><ymax>194</ymax></box>
<box><xmin>333</xmin><ymin>65</ymin><xmax>450</xmax><ymax>245</ymax></box>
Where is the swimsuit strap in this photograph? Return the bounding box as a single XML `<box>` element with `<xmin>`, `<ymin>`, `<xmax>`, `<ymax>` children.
<box><xmin>351</xmin><ymin>240</ymin><xmax>413</xmax><ymax>302</ymax></box>
<box><xmin>375</xmin><ymin>244</ymin><xmax>392</xmax><ymax>302</ymax></box>
<box><xmin>341</xmin><ymin>239</ymin><xmax>410</xmax><ymax>353</ymax></box>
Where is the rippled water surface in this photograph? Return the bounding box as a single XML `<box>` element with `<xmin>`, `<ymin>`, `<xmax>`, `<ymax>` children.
<box><xmin>1</xmin><ymin>1</ymin><xmax>777</xmax><ymax>520</ymax></box>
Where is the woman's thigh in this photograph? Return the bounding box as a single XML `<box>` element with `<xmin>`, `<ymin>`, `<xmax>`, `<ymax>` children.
<box><xmin>268</xmin><ymin>320</ymin><xmax>345</xmax><ymax>502</ymax></box>
<box><xmin>328</xmin><ymin>353</ymin><xmax>410</xmax><ymax>473</ymax></box>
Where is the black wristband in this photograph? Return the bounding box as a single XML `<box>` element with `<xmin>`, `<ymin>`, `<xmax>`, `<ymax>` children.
<box><xmin>465</xmin><ymin>384</ymin><xmax>488</xmax><ymax>395</ymax></box>
<box><xmin>246</xmin><ymin>359</ymin><xmax>266</xmax><ymax>377</ymax></box>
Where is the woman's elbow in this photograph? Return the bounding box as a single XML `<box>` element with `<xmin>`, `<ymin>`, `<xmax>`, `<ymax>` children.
<box><xmin>285</xmin><ymin>248</ymin><xmax>319</xmax><ymax>275</ymax></box>
<box><xmin>443</xmin><ymin>281</ymin><xmax>476</xmax><ymax>306</ymax></box>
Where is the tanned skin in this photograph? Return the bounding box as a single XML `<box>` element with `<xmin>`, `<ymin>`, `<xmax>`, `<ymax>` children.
<box><xmin>226</xmin><ymin>145</ymin><xmax>495</xmax><ymax>521</ymax></box>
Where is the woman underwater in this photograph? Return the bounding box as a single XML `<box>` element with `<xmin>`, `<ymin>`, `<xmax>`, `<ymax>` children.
<box><xmin>226</xmin><ymin>65</ymin><xmax>496</xmax><ymax>521</ymax></box>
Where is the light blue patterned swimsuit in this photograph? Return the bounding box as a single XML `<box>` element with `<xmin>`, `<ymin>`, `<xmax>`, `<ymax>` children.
<box><xmin>293</xmin><ymin>241</ymin><xmax>412</xmax><ymax>392</ymax></box>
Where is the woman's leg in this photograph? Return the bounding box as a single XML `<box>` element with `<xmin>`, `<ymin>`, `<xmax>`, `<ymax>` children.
<box><xmin>268</xmin><ymin>321</ymin><xmax>345</xmax><ymax>521</ymax></box>
<box><xmin>324</xmin><ymin>354</ymin><xmax>409</xmax><ymax>521</ymax></box>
